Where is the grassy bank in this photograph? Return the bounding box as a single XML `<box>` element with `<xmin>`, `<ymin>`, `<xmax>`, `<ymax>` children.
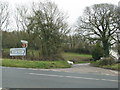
<box><xmin>62</xmin><ymin>52</ymin><xmax>92</xmax><ymax>57</ymax></box>
<box><xmin>90</xmin><ymin>61</ymin><xmax>120</xmax><ymax>71</ymax></box>
<box><xmin>102</xmin><ymin>64</ymin><xmax>120</xmax><ymax>71</ymax></box>
<box><xmin>62</xmin><ymin>52</ymin><xmax>92</xmax><ymax>63</ymax></box>
<box><xmin>2</xmin><ymin>59</ymin><xmax>71</xmax><ymax>69</ymax></box>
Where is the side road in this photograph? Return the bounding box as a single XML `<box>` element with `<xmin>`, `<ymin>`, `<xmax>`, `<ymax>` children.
<box><xmin>47</xmin><ymin>63</ymin><xmax>118</xmax><ymax>76</ymax></box>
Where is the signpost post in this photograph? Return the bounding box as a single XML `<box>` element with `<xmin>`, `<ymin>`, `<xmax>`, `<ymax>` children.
<box><xmin>21</xmin><ymin>40</ymin><xmax>28</xmax><ymax>60</ymax></box>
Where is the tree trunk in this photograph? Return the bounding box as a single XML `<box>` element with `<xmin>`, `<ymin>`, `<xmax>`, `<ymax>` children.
<box><xmin>102</xmin><ymin>41</ymin><xmax>109</xmax><ymax>57</ymax></box>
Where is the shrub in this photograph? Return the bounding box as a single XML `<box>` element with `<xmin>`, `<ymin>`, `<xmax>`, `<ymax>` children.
<box><xmin>91</xmin><ymin>43</ymin><xmax>103</xmax><ymax>61</ymax></box>
<box><xmin>2</xmin><ymin>49</ymin><xmax>10</xmax><ymax>58</ymax></box>
<box><xmin>64</xmin><ymin>48</ymin><xmax>91</xmax><ymax>54</ymax></box>
<box><xmin>97</xmin><ymin>57</ymin><xmax>116</xmax><ymax>66</ymax></box>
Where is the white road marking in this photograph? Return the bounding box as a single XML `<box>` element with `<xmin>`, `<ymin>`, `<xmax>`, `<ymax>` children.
<box><xmin>28</xmin><ymin>73</ymin><xmax>118</xmax><ymax>82</ymax></box>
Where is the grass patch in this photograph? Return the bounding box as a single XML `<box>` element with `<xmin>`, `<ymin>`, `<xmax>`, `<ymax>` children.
<box><xmin>74</xmin><ymin>61</ymin><xmax>90</xmax><ymax>64</ymax></box>
<box><xmin>2</xmin><ymin>59</ymin><xmax>71</xmax><ymax>69</ymax></box>
<box><xmin>1</xmin><ymin>52</ymin><xmax>92</xmax><ymax>68</ymax></box>
<box><xmin>62</xmin><ymin>52</ymin><xmax>92</xmax><ymax>63</ymax></box>
<box><xmin>63</xmin><ymin>52</ymin><xmax>92</xmax><ymax>57</ymax></box>
<box><xmin>90</xmin><ymin>61</ymin><xmax>120</xmax><ymax>71</ymax></box>
<box><xmin>102</xmin><ymin>64</ymin><xmax>120</xmax><ymax>71</ymax></box>
<box><xmin>2</xmin><ymin>48</ymin><xmax>92</xmax><ymax>64</ymax></box>
<box><xmin>2</xmin><ymin>49</ymin><xmax>92</xmax><ymax>62</ymax></box>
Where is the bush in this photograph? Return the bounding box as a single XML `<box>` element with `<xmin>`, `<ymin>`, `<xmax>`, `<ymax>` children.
<box><xmin>2</xmin><ymin>49</ymin><xmax>10</xmax><ymax>58</ymax></box>
<box><xmin>97</xmin><ymin>57</ymin><xmax>116</xmax><ymax>66</ymax></box>
<box><xmin>91</xmin><ymin>43</ymin><xmax>103</xmax><ymax>61</ymax></box>
<box><xmin>64</xmin><ymin>48</ymin><xmax>91</xmax><ymax>54</ymax></box>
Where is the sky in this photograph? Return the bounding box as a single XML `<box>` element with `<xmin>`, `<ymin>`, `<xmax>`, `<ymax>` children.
<box><xmin>3</xmin><ymin>0</ymin><xmax>120</xmax><ymax>29</ymax></box>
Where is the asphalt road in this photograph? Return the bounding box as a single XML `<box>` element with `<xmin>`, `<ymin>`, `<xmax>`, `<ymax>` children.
<box><xmin>2</xmin><ymin>67</ymin><xmax>119</xmax><ymax>88</ymax></box>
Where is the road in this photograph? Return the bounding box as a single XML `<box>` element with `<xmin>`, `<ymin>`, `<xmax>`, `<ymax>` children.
<box><xmin>2</xmin><ymin>67</ymin><xmax>119</xmax><ymax>88</ymax></box>
<box><xmin>49</xmin><ymin>63</ymin><xmax>118</xmax><ymax>76</ymax></box>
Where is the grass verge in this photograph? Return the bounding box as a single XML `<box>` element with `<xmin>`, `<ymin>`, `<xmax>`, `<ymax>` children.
<box><xmin>63</xmin><ymin>52</ymin><xmax>92</xmax><ymax>57</ymax></box>
<box><xmin>2</xmin><ymin>59</ymin><xmax>71</xmax><ymax>69</ymax></box>
<box><xmin>62</xmin><ymin>52</ymin><xmax>92</xmax><ymax>63</ymax></box>
<box><xmin>102</xmin><ymin>64</ymin><xmax>120</xmax><ymax>71</ymax></box>
<box><xmin>90</xmin><ymin>61</ymin><xmax>120</xmax><ymax>71</ymax></box>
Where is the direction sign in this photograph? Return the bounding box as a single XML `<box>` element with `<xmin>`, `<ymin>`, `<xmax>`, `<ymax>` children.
<box><xmin>21</xmin><ymin>40</ymin><xmax>28</xmax><ymax>48</ymax></box>
<box><xmin>21</xmin><ymin>40</ymin><xmax>28</xmax><ymax>44</ymax></box>
<box><xmin>10</xmin><ymin>48</ymin><xmax>26</xmax><ymax>56</ymax></box>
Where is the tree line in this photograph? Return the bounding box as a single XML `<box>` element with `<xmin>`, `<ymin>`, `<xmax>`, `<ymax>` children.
<box><xmin>1</xmin><ymin>1</ymin><xmax>119</xmax><ymax>61</ymax></box>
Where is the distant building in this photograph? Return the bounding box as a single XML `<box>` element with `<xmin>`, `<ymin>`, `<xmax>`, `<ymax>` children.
<box><xmin>110</xmin><ymin>50</ymin><xmax>119</xmax><ymax>62</ymax></box>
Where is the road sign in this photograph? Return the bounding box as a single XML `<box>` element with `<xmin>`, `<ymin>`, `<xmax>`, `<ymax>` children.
<box><xmin>21</xmin><ymin>40</ymin><xmax>28</xmax><ymax>44</ymax></box>
<box><xmin>21</xmin><ymin>43</ymin><xmax>28</xmax><ymax>48</ymax></box>
<box><xmin>10</xmin><ymin>48</ymin><xmax>26</xmax><ymax>56</ymax></box>
<box><xmin>21</xmin><ymin>40</ymin><xmax>28</xmax><ymax>48</ymax></box>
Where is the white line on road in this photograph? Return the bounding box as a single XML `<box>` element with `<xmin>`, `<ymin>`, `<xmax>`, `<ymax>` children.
<box><xmin>28</xmin><ymin>73</ymin><xmax>118</xmax><ymax>82</ymax></box>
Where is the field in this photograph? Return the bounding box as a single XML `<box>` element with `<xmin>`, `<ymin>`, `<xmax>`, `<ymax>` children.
<box><xmin>62</xmin><ymin>52</ymin><xmax>92</xmax><ymax>63</ymax></box>
<box><xmin>1</xmin><ymin>49</ymin><xmax>92</xmax><ymax>68</ymax></box>
<box><xmin>2</xmin><ymin>48</ymin><xmax>92</xmax><ymax>61</ymax></box>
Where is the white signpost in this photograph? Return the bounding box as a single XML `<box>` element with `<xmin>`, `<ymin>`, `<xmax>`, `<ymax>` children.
<box><xmin>10</xmin><ymin>48</ymin><xmax>26</xmax><ymax>56</ymax></box>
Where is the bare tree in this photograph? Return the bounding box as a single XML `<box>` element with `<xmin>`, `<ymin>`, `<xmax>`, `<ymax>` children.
<box><xmin>15</xmin><ymin>5</ymin><xmax>30</xmax><ymax>31</ymax></box>
<box><xmin>0</xmin><ymin>1</ymin><xmax>9</xmax><ymax>31</ymax></box>
<box><xmin>76</xmin><ymin>3</ymin><xmax>119</xmax><ymax>57</ymax></box>
<box><xmin>0</xmin><ymin>2</ymin><xmax>9</xmax><ymax>57</ymax></box>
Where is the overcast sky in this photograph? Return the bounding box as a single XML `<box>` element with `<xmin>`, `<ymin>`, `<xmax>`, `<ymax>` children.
<box><xmin>3</xmin><ymin>0</ymin><xmax>120</xmax><ymax>29</ymax></box>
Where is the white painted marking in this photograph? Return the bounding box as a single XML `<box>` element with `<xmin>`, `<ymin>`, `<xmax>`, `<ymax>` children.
<box><xmin>101</xmin><ymin>79</ymin><xmax>117</xmax><ymax>82</ymax></box>
<box><xmin>28</xmin><ymin>73</ymin><xmax>118</xmax><ymax>82</ymax></box>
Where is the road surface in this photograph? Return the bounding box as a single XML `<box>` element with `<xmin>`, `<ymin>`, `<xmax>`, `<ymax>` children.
<box><xmin>49</xmin><ymin>63</ymin><xmax>118</xmax><ymax>76</ymax></box>
<box><xmin>2</xmin><ymin>67</ymin><xmax>119</xmax><ymax>88</ymax></box>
